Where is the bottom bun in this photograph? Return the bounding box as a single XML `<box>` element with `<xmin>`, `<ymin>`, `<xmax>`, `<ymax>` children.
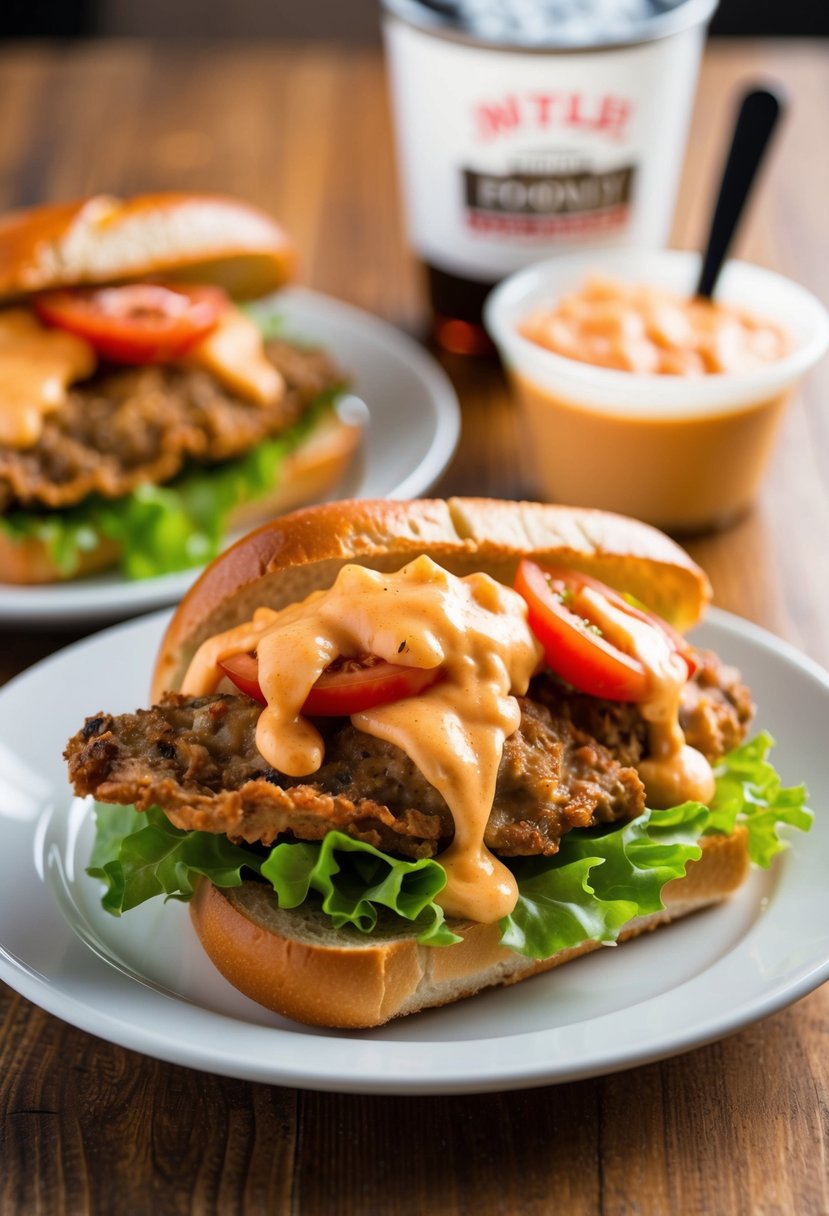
<box><xmin>190</xmin><ymin>828</ymin><xmax>750</xmax><ymax>1029</ymax></box>
<box><xmin>0</xmin><ymin>406</ymin><xmax>361</xmax><ymax>585</ymax></box>
<box><xmin>0</xmin><ymin>531</ymin><xmax>122</xmax><ymax>584</ymax></box>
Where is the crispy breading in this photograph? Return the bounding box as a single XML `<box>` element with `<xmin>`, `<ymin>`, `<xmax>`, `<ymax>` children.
<box><xmin>530</xmin><ymin>648</ymin><xmax>754</xmax><ymax>766</ymax></box>
<box><xmin>65</xmin><ymin>692</ymin><xmax>646</xmax><ymax>857</ymax></box>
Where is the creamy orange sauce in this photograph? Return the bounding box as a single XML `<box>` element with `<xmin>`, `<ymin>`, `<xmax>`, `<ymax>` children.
<box><xmin>181</xmin><ymin>556</ymin><xmax>543</xmax><ymax>923</ymax></box>
<box><xmin>575</xmin><ymin>586</ymin><xmax>714</xmax><ymax>807</ymax></box>
<box><xmin>521</xmin><ymin>275</ymin><xmax>789</xmax><ymax>376</ymax></box>
<box><xmin>0</xmin><ymin>307</ymin><xmax>96</xmax><ymax>448</ymax></box>
<box><xmin>187</xmin><ymin>304</ymin><xmax>285</xmax><ymax>406</ymax></box>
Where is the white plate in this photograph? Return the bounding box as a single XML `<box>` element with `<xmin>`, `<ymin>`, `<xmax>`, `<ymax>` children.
<box><xmin>0</xmin><ymin>608</ymin><xmax>827</xmax><ymax>1094</ymax></box>
<box><xmin>0</xmin><ymin>288</ymin><xmax>460</xmax><ymax>626</ymax></box>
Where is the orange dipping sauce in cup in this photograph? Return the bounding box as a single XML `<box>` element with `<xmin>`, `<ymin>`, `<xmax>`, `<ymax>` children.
<box><xmin>519</xmin><ymin>276</ymin><xmax>790</xmax><ymax>376</ymax></box>
<box><xmin>485</xmin><ymin>253</ymin><xmax>829</xmax><ymax>535</ymax></box>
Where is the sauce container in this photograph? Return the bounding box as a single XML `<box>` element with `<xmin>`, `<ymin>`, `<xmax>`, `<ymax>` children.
<box><xmin>484</xmin><ymin>248</ymin><xmax>829</xmax><ymax>532</ymax></box>
<box><xmin>382</xmin><ymin>0</ymin><xmax>718</xmax><ymax>353</ymax></box>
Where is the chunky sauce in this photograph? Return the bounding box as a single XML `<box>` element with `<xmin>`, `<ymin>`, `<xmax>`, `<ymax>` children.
<box><xmin>181</xmin><ymin>556</ymin><xmax>543</xmax><ymax>922</ymax></box>
<box><xmin>521</xmin><ymin>276</ymin><xmax>789</xmax><ymax>376</ymax></box>
<box><xmin>0</xmin><ymin>308</ymin><xmax>96</xmax><ymax>448</ymax></box>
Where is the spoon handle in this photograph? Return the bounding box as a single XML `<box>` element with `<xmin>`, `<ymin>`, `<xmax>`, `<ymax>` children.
<box><xmin>695</xmin><ymin>86</ymin><xmax>785</xmax><ymax>299</ymax></box>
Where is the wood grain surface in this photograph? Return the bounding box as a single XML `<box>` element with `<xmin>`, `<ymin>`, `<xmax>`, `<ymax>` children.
<box><xmin>1</xmin><ymin>39</ymin><xmax>828</xmax><ymax>1216</ymax></box>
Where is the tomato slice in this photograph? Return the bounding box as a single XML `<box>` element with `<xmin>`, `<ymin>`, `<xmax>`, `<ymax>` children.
<box><xmin>303</xmin><ymin>655</ymin><xmax>440</xmax><ymax>716</ymax></box>
<box><xmin>217</xmin><ymin>652</ymin><xmax>266</xmax><ymax>705</ymax></box>
<box><xmin>543</xmin><ymin>567</ymin><xmax>696</xmax><ymax>679</ymax></box>
<box><xmin>217</xmin><ymin>652</ymin><xmax>439</xmax><ymax>716</ymax></box>
<box><xmin>513</xmin><ymin>560</ymin><xmax>694</xmax><ymax>702</ymax></box>
<box><xmin>34</xmin><ymin>283</ymin><xmax>227</xmax><ymax>364</ymax></box>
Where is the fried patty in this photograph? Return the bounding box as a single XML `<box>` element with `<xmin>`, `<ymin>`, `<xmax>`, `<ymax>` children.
<box><xmin>65</xmin><ymin>693</ymin><xmax>646</xmax><ymax>859</ymax></box>
<box><xmin>0</xmin><ymin>339</ymin><xmax>342</xmax><ymax>512</ymax></box>
<box><xmin>530</xmin><ymin>649</ymin><xmax>754</xmax><ymax>767</ymax></box>
<box><xmin>65</xmin><ymin>645</ymin><xmax>753</xmax><ymax>861</ymax></box>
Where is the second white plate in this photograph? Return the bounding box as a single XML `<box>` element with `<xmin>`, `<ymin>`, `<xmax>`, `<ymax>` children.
<box><xmin>0</xmin><ymin>287</ymin><xmax>460</xmax><ymax>625</ymax></box>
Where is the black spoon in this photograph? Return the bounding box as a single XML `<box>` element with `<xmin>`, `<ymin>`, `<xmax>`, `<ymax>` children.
<box><xmin>695</xmin><ymin>85</ymin><xmax>786</xmax><ymax>300</ymax></box>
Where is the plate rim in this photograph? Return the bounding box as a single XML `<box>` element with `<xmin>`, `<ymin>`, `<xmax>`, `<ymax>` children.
<box><xmin>0</xmin><ymin>286</ymin><xmax>460</xmax><ymax>626</ymax></box>
<box><xmin>0</xmin><ymin>606</ymin><xmax>827</xmax><ymax>1094</ymax></box>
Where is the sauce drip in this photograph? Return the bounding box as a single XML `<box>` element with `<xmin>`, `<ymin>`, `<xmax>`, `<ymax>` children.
<box><xmin>181</xmin><ymin>556</ymin><xmax>543</xmax><ymax>923</ymax></box>
<box><xmin>576</xmin><ymin>586</ymin><xmax>715</xmax><ymax>806</ymax></box>
<box><xmin>187</xmin><ymin>304</ymin><xmax>285</xmax><ymax>406</ymax></box>
<box><xmin>0</xmin><ymin>308</ymin><xmax>96</xmax><ymax>448</ymax></box>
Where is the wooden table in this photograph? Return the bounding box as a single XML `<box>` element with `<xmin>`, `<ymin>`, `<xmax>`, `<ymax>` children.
<box><xmin>1</xmin><ymin>38</ymin><xmax>827</xmax><ymax>1215</ymax></box>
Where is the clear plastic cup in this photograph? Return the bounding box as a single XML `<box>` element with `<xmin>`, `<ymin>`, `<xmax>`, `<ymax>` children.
<box><xmin>485</xmin><ymin>248</ymin><xmax>829</xmax><ymax>532</ymax></box>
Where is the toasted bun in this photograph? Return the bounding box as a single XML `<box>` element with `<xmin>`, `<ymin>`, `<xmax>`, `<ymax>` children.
<box><xmin>152</xmin><ymin>498</ymin><xmax>711</xmax><ymax>700</ymax></box>
<box><xmin>0</xmin><ymin>406</ymin><xmax>361</xmax><ymax>585</ymax></box>
<box><xmin>190</xmin><ymin>828</ymin><xmax>750</xmax><ymax>1028</ymax></box>
<box><xmin>0</xmin><ymin>193</ymin><xmax>296</xmax><ymax>302</ymax></box>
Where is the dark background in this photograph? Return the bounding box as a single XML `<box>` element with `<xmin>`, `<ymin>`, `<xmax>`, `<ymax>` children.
<box><xmin>2</xmin><ymin>0</ymin><xmax>828</xmax><ymax>38</ymax></box>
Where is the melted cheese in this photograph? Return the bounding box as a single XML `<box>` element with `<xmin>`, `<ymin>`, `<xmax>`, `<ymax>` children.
<box><xmin>0</xmin><ymin>308</ymin><xmax>96</xmax><ymax>448</ymax></box>
<box><xmin>187</xmin><ymin>304</ymin><xmax>285</xmax><ymax>406</ymax></box>
<box><xmin>575</xmin><ymin>587</ymin><xmax>715</xmax><ymax>807</ymax></box>
<box><xmin>182</xmin><ymin>556</ymin><xmax>543</xmax><ymax>923</ymax></box>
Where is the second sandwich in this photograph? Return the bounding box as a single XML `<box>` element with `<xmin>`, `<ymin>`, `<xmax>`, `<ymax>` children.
<box><xmin>0</xmin><ymin>192</ymin><xmax>360</xmax><ymax>584</ymax></box>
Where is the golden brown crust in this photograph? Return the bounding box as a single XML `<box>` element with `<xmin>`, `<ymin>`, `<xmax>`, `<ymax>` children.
<box><xmin>191</xmin><ymin>879</ymin><xmax>426</xmax><ymax>1028</ymax></box>
<box><xmin>0</xmin><ymin>408</ymin><xmax>359</xmax><ymax>585</ymax></box>
<box><xmin>0</xmin><ymin>193</ymin><xmax>296</xmax><ymax>301</ymax></box>
<box><xmin>152</xmin><ymin>497</ymin><xmax>711</xmax><ymax>700</ymax></box>
<box><xmin>189</xmin><ymin>828</ymin><xmax>750</xmax><ymax>1029</ymax></box>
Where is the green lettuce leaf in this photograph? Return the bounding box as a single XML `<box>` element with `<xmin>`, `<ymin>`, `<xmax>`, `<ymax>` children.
<box><xmin>706</xmin><ymin>731</ymin><xmax>813</xmax><ymax>867</ymax></box>
<box><xmin>500</xmin><ymin>803</ymin><xmax>708</xmax><ymax>959</ymax></box>
<box><xmin>1</xmin><ymin>390</ymin><xmax>340</xmax><ymax>580</ymax></box>
<box><xmin>88</xmin><ymin>805</ymin><xmax>457</xmax><ymax>944</ymax></box>
<box><xmin>88</xmin><ymin>803</ymin><xmax>262</xmax><ymax>915</ymax></box>
<box><xmin>87</xmin><ymin>734</ymin><xmax>811</xmax><ymax>956</ymax></box>
<box><xmin>261</xmin><ymin>830</ymin><xmax>459</xmax><ymax>946</ymax></box>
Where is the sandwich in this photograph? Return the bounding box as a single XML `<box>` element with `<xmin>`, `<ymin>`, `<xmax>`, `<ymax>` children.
<box><xmin>0</xmin><ymin>193</ymin><xmax>361</xmax><ymax>584</ymax></box>
<box><xmin>65</xmin><ymin>498</ymin><xmax>811</xmax><ymax>1028</ymax></box>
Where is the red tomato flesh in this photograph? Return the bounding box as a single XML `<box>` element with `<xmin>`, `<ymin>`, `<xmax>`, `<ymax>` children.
<box><xmin>35</xmin><ymin>283</ymin><xmax>227</xmax><ymax>364</ymax></box>
<box><xmin>514</xmin><ymin>560</ymin><xmax>693</xmax><ymax>702</ymax></box>
<box><xmin>217</xmin><ymin>652</ymin><xmax>265</xmax><ymax>705</ymax></box>
<box><xmin>543</xmin><ymin>566</ymin><xmax>695</xmax><ymax>679</ymax></box>
<box><xmin>218</xmin><ymin>652</ymin><xmax>439</xmax><ymax>717</ymax></box>
<box><xmin>303</xmin><ymin>656</ymin><xmax>439</xmax><ymax>716</ymax></box>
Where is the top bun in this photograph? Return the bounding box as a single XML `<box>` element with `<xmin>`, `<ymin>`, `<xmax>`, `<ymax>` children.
<box><xmin>0</xmin><ymin>193</ymin><xmax>296</xmax><ymax>302</ymax></box>
<box><xmin>152</xmin><ymin>497</ymin><xmax>712</xmax><ymax>700</ymax></box>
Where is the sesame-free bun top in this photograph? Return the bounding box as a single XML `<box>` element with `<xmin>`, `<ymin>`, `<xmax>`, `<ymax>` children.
<box><xmin>0</xmin><ymin>193</ymin><xmax>296</xmax><ymax>302</ymax></box>
<box><xmin>152</xmin><ymin>497</ymin><xmax>712</xmax><ymax>701</ymax></box>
